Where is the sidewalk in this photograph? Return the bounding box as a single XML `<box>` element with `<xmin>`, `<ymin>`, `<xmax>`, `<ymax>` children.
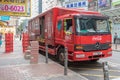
<box><xmin>112</xmin><ymin>44</ymin><xmax>120</xmax><ymax>52</ymax></box>
<box><xmin>0</xmin><ymin>39</ymin><xmax>88</xmax><ymax>80</ymax></box>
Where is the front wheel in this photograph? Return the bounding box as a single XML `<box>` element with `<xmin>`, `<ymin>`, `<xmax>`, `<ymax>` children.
<box><xmin>58</xmin><ymin>48</ymin><xmax>65</xmax><ymax>65</ymax></box>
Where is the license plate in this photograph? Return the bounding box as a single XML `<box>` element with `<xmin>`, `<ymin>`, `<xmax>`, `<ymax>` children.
<box><xmin>93</xmin><ymin>52</ymin><xmax>102</xmax><ymax>55</ymax></box>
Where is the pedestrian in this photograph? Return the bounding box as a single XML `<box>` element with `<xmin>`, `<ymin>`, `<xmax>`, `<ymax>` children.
<box><xmin>114</xmin><ymin>32</ymin><xmax>118</xmax><ymax>44</ymax></box>
<box><xmin>0</xmin><ymin>33</ymin><xmax>2</xmax><ymax>47</ymax></box>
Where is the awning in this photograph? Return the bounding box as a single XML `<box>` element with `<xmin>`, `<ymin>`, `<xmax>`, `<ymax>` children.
<box><xmin>100</xmin><ymin>7</ymin><xmax>120</xmax><ymax>24</ymax></box>
<box><xmin>101</xmin><ymin>7</ymin><xmax>120</xmax><ymax>17</ymax></box>
<box><xmin>0</xmin><ymin>21</ymin><xmax>8</xmax><ymax>27</ymax></box>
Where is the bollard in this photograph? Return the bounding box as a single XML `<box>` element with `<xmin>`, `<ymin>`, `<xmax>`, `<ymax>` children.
<box><xmin>64</xmin><ymin>47</ymin><xmax>68</xmax><ymax>75</ymax></box>
<box><xmin>45</xmin><ymin>43</ymin><xmax>48</xmax><ymax>64</ymax></box>
<box><xmin>103</xmin><ymin>62</ymin><xmax>109</xmax><ymax>80</ymax></box>
<box><xmin>115</xmin><ymin>40</ymin><xmax>117</xmax><ymax>49</ymax></box>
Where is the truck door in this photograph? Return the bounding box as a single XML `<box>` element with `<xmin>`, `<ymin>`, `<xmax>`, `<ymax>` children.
<box><xmin>63</xmin><ymin>18</ymin><xmax>74</xmax><ymax>50</ymax></box>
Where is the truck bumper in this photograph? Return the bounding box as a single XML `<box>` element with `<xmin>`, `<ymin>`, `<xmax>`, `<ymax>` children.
<box><xmin>68</xmin><ymin>48</ymin><xmax>112</xmax><ymax>62</ymax></box>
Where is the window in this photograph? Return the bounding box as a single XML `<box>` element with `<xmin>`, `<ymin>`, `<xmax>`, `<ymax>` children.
<box><xmin>75</xmin><ymin>17</ymin><xmax>110</xmax><ymax>33</ymax></box>
<box><xmin>57</xmin><ymin>20</ymin><xmax>62</xmax><ymax>31</ymax></box>
<box><xmin>35</xmin><ymin>19</ymin><xmax>39</xmax><ymax>29</ymax></box>
<box><xmin>64</xmin><ymin>19</ymin><xmax>72</xmax><ymax>32</ymax></box>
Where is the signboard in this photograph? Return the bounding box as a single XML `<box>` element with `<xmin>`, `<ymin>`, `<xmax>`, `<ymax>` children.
<box><xmin>88</xmin><ymin>0</ymin><xmax>98</xmax><ymax>11</ymax></box>
<box><xmin>0</xmin><ymin>16</ymin><xmax>10</xmax><ymax>21</ymax></box>
<box><xmin>112</xmin><ymin>0</ymin><xmax>120</xmax><ymax>7</ymax></box>
<box><xmin>0</xmin><ymin>0</ymin><xmax>31</xmax><ymax>17</ymax></box>
<box><xmin>64</xmin><ymin>0</ymin><xmax>88</xmax><ymax>10</ymax></box>
<box><xmin>98</xmin><ymin>0</ymin><xmax>111</xmax><ymax>10</ymax></box>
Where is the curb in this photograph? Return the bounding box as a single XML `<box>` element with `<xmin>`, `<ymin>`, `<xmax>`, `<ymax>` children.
<box><xmin>112</xmin><ymin>50</ymin><xmax>120</xmax><ymax>52</ymax></box>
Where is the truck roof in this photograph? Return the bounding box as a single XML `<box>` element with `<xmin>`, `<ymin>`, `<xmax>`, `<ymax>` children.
<box><xmin>29</xmin><ymin>7</ymin><xmax>104</xmax><ymax>22</ymax></box>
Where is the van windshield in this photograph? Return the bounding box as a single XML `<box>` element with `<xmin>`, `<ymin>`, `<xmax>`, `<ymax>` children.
<box><xmin>75</xmin><ymin>17</ymin><xmax>110</xmax><ymax>34</ymax></box>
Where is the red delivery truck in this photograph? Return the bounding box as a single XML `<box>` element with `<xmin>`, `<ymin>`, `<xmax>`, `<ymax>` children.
<box><xmin>28</xmin><ymin>7</ymin><xmax>112</xmax><ymax>64</ymax></box>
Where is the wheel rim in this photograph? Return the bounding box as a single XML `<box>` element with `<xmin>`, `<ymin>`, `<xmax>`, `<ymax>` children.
<box><xmin>59</xmin><ymin>52</ymin><xmax>64</xmax><ymax>62</ymax></box>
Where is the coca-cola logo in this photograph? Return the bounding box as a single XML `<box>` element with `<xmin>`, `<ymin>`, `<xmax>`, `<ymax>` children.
<box><xmin>92</xmin><ymin>36</ymin><xmax>102</xmax><ymax>41</ymax></box>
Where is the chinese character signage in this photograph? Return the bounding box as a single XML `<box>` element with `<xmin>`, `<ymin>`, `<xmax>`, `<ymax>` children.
<box><xmin>64</xmin><ymin>0</ymin><xmax>88</xmax><ymax>10</ymax></box>
<box><xmin>88</xmin><ymin>0</ymin><xmax>98</xmax><ymax>11</ymax></box>
<box><xmin>98</xmin><ymin>0</ymin><xmax>111</xmax><ymax>10</ymax></box>
<box><xmin>112</xmin><ymin>0</ymin><xmax>120</xmax><ymax>7</ymax></box>
<box><xmin>0</xmin><ymin>0</ymin><xmax>31</xmax><ymax>17</ymax></box>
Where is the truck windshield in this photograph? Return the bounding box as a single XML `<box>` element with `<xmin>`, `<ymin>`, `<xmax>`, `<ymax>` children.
<box><xmin>75</xmin><ymin>17</ymin><xmax>110</xmax><ymax>35</ymax></box>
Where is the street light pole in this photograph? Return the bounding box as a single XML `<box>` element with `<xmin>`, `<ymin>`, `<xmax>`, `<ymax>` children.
<box><xmin>64</xmin><ymin>35</ymin><xmax>68</xmax><ymax>76</ymax></box>
<box><xmin>64</xmin><ymin>46</ymin><xmax>68</xmax><ymax>75</ymax></box>
<box><xmin>45</xmin><ymin>43</ymin><xmax>48</xmax><ymax>64</ymax></box>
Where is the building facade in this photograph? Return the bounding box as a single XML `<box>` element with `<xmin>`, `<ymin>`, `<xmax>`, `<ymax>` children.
<box><xmin>31</xmin><ymin>0</ymin><xmax>42</xmax><ymax>18</ymax></box>
<box><xmin>42</xmin><ymin>0</ymin><xmax>62</xmax><ymax>12</ymax></box>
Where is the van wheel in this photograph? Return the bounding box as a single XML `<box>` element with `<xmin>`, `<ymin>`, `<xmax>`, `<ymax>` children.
<box><xmin>58</xmin><ymin>48</ymin><xmax>65</xmax><ymax>65</ymax></box>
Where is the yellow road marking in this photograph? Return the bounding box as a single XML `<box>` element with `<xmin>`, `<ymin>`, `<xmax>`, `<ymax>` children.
<box><xmin>69</xmin><ymin>67</ymin><xmax>120</xmax><ymax>73</ymax></box>
<box><xmin>80</xmin><ymin>73</ymin><xmax>120</xmax><ymax>78</ymax></box>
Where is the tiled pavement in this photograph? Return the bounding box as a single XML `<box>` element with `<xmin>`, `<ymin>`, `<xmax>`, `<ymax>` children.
<box><xmin>0</xmin><ymin>39</ymin><xmax>88</xmax><ymax>80</ymax></box>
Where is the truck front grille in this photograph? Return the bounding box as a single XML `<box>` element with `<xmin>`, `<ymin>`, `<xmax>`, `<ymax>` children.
<box><xmin>88</xmin><ymin>54</ymin><xmax>104</xmax><ymax>59</ymax></box>
<box><xmin>82</xmin><ymin>43</ymin><xmax>110</xmax><ymax>52</ymax></box>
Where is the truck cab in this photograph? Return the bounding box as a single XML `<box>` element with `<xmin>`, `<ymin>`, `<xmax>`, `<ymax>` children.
<box><xmin>55</xmin><ymin>14</ymin><xmax>112</xmax><ymax>63</ymax></box>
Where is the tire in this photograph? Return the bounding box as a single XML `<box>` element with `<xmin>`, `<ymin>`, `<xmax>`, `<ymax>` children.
<box><xmin>58</xmin><ymin>48</ymin><xmax>65</xmax><ymax>65</ymax></box>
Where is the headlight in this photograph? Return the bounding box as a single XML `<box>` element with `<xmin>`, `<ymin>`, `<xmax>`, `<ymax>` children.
<box><xmin>108</xmin><ymin>51</ymin><xmax>112</xmax><ymax>54</ymax></box>
<box><xmin>76</xmin><ymin>54</ymin><xmax>85</xmax><ymax>58</ymax></box>
<box><xmin>74</xmin><ymin>45</ymin><xmax>83</xmax><ymax>50</ymax></box>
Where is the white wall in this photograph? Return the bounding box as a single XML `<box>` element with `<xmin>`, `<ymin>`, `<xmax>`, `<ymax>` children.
<box><xmin>42</xmin><ymin>0</ymin><xmax>62</xmax><ymax>12</ymax></box>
